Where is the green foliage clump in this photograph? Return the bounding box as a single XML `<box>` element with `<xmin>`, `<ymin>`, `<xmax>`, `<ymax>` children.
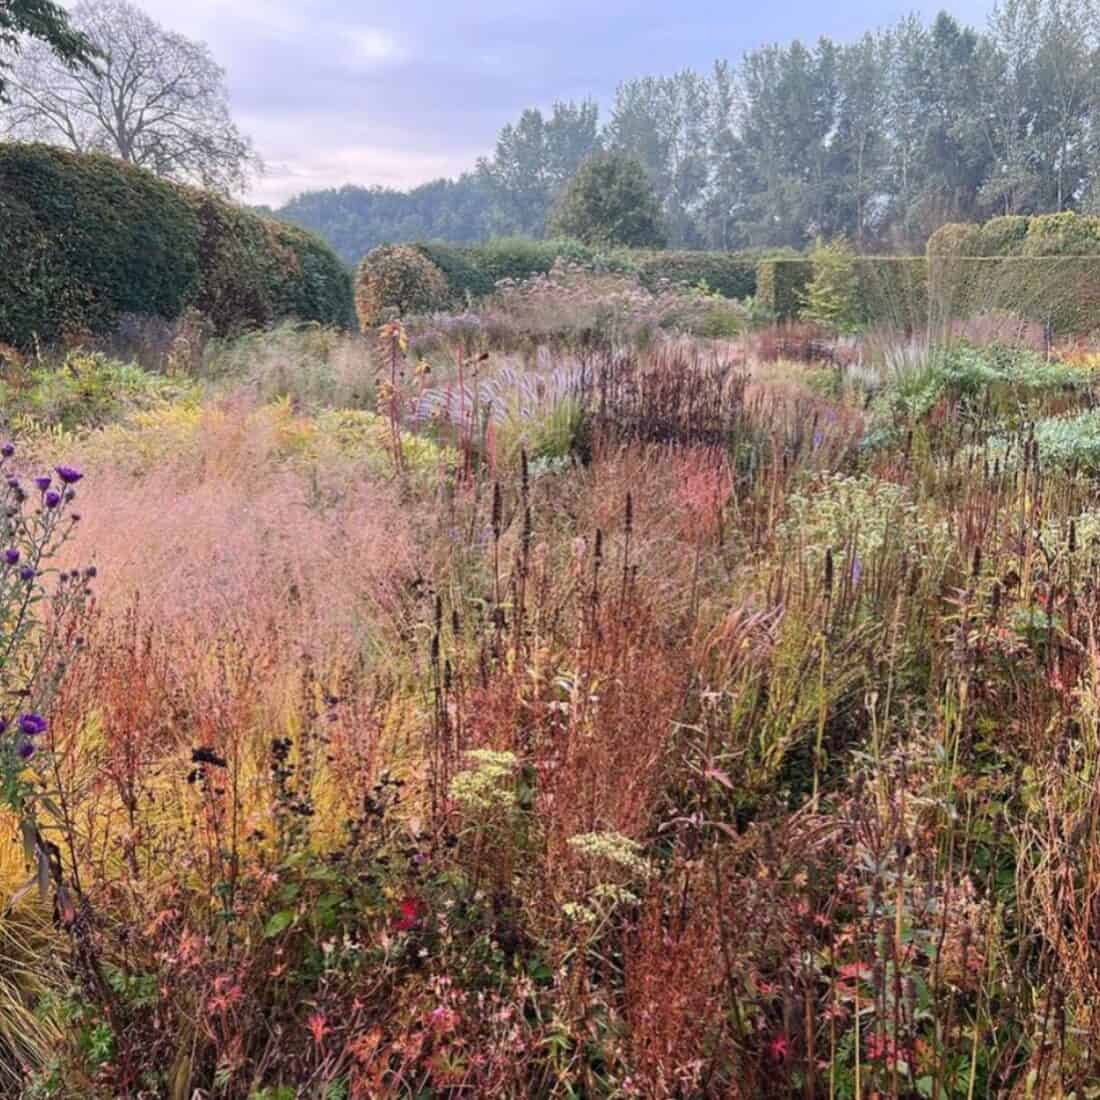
<box><xmin>778</xmin><ymin>473</ymin><xmax>949</xmax><ymax>574</ymax></box>
<box><xmin>547</xmin><ymin>152</ymin><xmax>666</xmax><ymax>248</ymax></box>
<box><xmin>9</xmin><ymin>350</ymin><xmax>197</xmax><ymax>431</ymax></box>
<box><xmin>1015</xmin><ymin>408</ymin><xmax>1100</xmax><ymax>472</ymax></box>
<box><xmin>0</xmin><ymin>143</ymin><xmax>352</xmax><ymax>349</ymax></box>
<box><xmin>803</xmin><ymin>238</ymin><xmax>862</xmax><ymax>333</ymax></box>
<box><xmin>354</xmin><ymin>245</ymin><xmax>448</xmax><ymax>328</ymax></box>
<box><xmin>874</xmin><ymin>342</ymin><xmax>1091</xmax><ymax>431</ymax></box>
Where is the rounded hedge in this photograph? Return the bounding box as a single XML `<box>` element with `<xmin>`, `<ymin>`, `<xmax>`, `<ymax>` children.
<box><xmin>0</xmin><ymin>143</ymin><xmax>353</xmax><ymax>349</ymax></box>
<box><xmin>355</xmin><ymin>244</ymin><xmax>449</xmax><ymax>329</ymax></box>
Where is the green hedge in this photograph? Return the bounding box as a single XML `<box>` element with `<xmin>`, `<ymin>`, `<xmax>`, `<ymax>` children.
<box><xmin>401</xmin><ymin>240</ymin><xmax>774</xmax><ymax>308</ymax></box>
<box><xmin>634</xmin><ymin>250</ymin><xmax>757</xmax><ymax>299</ymax></box>
<box><xmin>466</xmin><ymin>237</ymin><xmax>599</xmax><ymax>286</ymax></box>
<box><xmin>0</xmin><ymin>143</ymin><xmax>353</xmax><ymax>349</ymax></box>
<box><xmin>414</xmin><ymin>241</ymin><xmax>495</xmax><ymax>305</ymax></box>
<box><xmin>926</xmin><ymin>212</ymin><xmax>1100</xmax><ymax>334</ymax></box>
<box><xmin>757</xmin><ymin>259</ymin><xmax>813</xmax><ymax>320</ymax></box>
<box><xmin>756</xmin><ymin>254</ymin><xmax>929</xmax><ymax>329</ymax></box>
<box><xmin>854</xmin><ymin>257</ymin><xmax>928</xmax><ymax>332</ymax></box>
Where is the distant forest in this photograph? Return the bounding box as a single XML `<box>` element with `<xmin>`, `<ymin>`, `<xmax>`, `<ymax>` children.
<box><xmin>276</xmin><ymin>2</ymin><xmax>1100</xmax><ymax>263</ymax></box>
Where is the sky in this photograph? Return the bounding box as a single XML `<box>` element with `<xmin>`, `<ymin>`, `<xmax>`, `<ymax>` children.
<box><xmin>129</xmin><ymin>0</ymin><xmax>994</xmax><ymax>207</ymax></box>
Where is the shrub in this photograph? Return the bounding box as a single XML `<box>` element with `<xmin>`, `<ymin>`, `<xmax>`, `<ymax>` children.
<box><xmin>0</xmin><ymin>143</ymin><xmax>352</xmax><ymax>349</ymax></box>
<box><xmin>354</xmin><ymin>244</ymin><xmax>449</xmax><ymax>328</ymax></box>
<box><xmin>803</xmin><ymin>238</ymin><xmax>862</xmax><ymax>333</ymax></box>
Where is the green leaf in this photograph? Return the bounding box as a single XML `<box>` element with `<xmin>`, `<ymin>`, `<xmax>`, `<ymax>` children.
<box><xmin>263</xmin><ymin>910</ymin><xmax>295</xmax><ymax>938</ymax></box>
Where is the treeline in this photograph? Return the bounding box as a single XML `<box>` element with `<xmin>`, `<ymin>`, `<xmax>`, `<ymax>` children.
<box><xmin>278</xmin><ymin>1</ymin><xmax>1100</xmax><ymax>261</ymax></box>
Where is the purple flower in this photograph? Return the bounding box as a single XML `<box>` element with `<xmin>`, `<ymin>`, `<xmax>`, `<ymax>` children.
<box><xmin>19</xmin><ymin>713</ymin><xmax>48</xmax><ymax>736</ymax></box>
<box><xmin>34</xmin><ymin>476</ymin><xmax>51</xmax><ymax>492</ymax></box>
<box><xmin>813</xmin><ymin>430</ymin><xmax>824</xmax><ymax>450</ymax></box>
<box><xmin>4</xmin><ymin>548</ymin><xmax>19</xmax><ymax>566</ymax></box>
<box><xmin>1</xmin><ymin>443</ymin><xmax>14</xmax><ymax>458</ymax></box>
<box><xmin>19</xmin><ymin>566</ymin><xmax>35</xmax><ymax>582</ymax></box>
<box><xmin>851</xmin><ymin>557</ymin><xmax>864</xmax><ymax>586</ymax></box>
<box><xmin>55</xmin><ymin>466</ymin><xmax>83</xmax><ymax>485</ymax></box>
<box><xmin>44</xmin><ymin>490</ymin><xmax>61</xmax><ymax>509</ymax></box>
<box><xmin>16</xmin><ymin>738</ymin><xmax>35</xmax><ymax>761</ymax></box>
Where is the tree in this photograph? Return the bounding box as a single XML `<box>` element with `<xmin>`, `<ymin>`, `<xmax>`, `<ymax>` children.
<box><xmin>2</xmin><ymin>0</ymin><xmax>256</xmax><ymax>194</ymax></box>
<box><xmin>477</xmin><ymin>100</ymin><xmax>600</xmax><ymax>237</ymax></box>
<box><xmin>0</xmin><ymin>0</ymin><xmax>95</xmax><ymax>99</ymax></box>
<box><xmin>547</xmin><ymin>152</ymin><xmax>666</xmax><ymax>248</ymax></box>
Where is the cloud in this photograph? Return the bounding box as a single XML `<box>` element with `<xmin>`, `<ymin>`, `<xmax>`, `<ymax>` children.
<box><xmin>347</xmin><ymin>27</ymin><xmax>407</xmax><ymax>65</ymax></box>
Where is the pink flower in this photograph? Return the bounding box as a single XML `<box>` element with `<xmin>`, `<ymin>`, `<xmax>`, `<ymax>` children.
<box><xmin>768</xmin><ymin>1034</ymin><xmax>790</xmax><ymax>1062</ymax></box>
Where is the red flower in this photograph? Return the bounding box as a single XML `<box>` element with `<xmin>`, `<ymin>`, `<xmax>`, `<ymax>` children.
<box><xmin>307</xmin><ymin>1012</ymin><xmax>329</xmax><ymax>1046</ymax></box>
<box><xmin>767</xmin><ymin>1034</ymin><xmax>790</xmax><ymax>1062</ymax></box>
<box><xmin>391</xmin><ymin>894</ymin><xmax>424</xmax><ymax>932</ymax></box>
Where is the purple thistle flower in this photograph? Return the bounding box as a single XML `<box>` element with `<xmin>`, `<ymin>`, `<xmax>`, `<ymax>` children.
<box><xmin>34</xmin><ymin>476</ymin><xmax>51</xmax><ymax>492</ymax></box>
<box><xmin>55</xmin><ymin>465</ymin><xmax>83</xmax><ymax>485</ymax></box>
<box><xmin>4</xmin><ymin>548</ymin><xmax>19</xmax><ymax>566</ymax></box>
<box><xmin>19</xmin><ymin>566</ymin><xmax>35</xmax><ymax>582</ymax></box>
<box><xmin>1</xmin><ymin>443</ymin><xmax>13</xmax><ymax>458</ymax></box>
<box><xmin>16</xmin><ymin>738</ymin><xmax>35</xmax><ymax>761</ymax></box>
<box><xmin>19</xmin><ymin>713</ymin><xmax>48</xmax><ymax>736</ymax></box>
<box><xmin>44</xmin><ymin>490</ymin><xmax>61</xmax><ymax>509</ymax></box>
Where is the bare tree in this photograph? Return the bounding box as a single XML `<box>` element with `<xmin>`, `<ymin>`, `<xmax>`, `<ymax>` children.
<box><xmin>2</xmin><ymin>0</ymin><xmax>258</xmax><ymax>193</ymax></box>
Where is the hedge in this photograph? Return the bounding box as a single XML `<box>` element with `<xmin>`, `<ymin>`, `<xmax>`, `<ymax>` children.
<box><xmin>926</xmin><ymin>213</ymin><xmax>1100</xmax><ymax>334</ymax></box>
<box><xmin>757</xmin><ymin>259</ymin><xmax>813</xmax><ymax>320</ymax></box>
<box><xmin>414</xmin><ymin>241</ymin><xmax>495</xmax><ymax>305</ymax></box>
<box><xmin>854</xmin><ymin>258</ymin><xmax>928</xmax><ymax>332</ymax></box>
<box><xmin>392</xmin><ymin>240</ymin><xmax>783</xmax><ymax>309</ymax></box>
<box><xmin>0</xmin><ymin>143</ymin><xmax>353</xmax><ymax>349</ymax></box>
<box><xmin>634</xmin><ymin>250</ymin><xmax>757</xmax><ymax>299</ymax></box>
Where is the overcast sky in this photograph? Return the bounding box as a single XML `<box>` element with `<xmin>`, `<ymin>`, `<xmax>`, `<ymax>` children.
<box><xmin>129</xmin><ymin>0</ymin><xmax>993</xmax><ymax>207</ymax></box>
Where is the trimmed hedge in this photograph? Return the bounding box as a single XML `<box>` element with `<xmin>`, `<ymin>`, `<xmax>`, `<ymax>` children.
<box><xmin>757</xmin><ymin>254</ymin><xmax>929</xmax><ymax>329</ymax></box>
<box><xmin>757</xmin><ymin>259</ymin><xmax>813</xmax><ymax>320</ymax></box>
<box><xmin>634</xmin><ymin>251</ymin><xmax>757</xmax><ymax>299</ymax></box>
<box><xmin>414</xmin><ymin>241</ymin><xmax>494</xmax><ymax>305</ymax></box>
<box><xmin>854</xmin><ymin>258</ymin><xmax>928</xmax><ymax>332</ymax></box>
<box><xmin>0</xmin><ymin>143</ymin><xmax>353</xmax><ymax>349</ymax></box>
<box><xmin>927</xmin><ymin>212</ymin><xmax>1100</xmax><ymax>334</ymax></box>
<box><xmin>466</xmin><ymin>237</ymin><xmax>599</xmax><ymax>286</ymax></box>
<box><xmin>407</xmin><ymin>238</ymin><xmax>766</xmax><ymax>307</ymax></box>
